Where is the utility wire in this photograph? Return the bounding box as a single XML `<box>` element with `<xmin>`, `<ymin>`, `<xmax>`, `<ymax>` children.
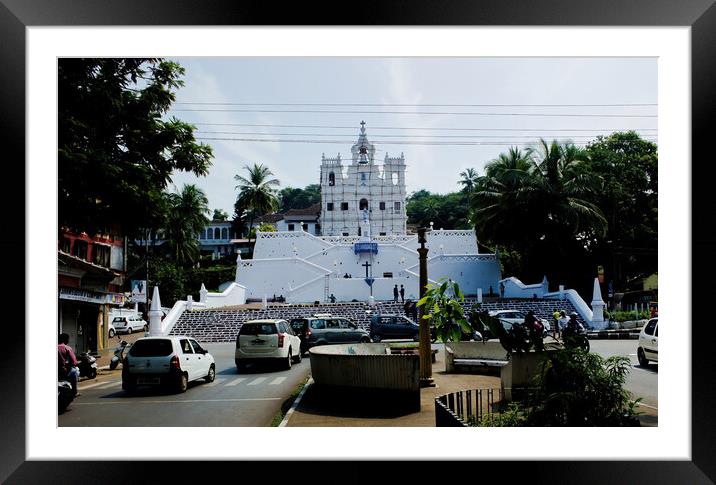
<box><xmin>195</xmin><ymin>130</ymin><xmax>656</xmax><ymax>140</ymax></box>
<box><xmin>196</xmin><ymin>136</ymin><xmax>657</xmax><ymax>146</ymax></box>
<box><xmin>175</xmin><ymin>101</ymin><xmax>657</xmax><ymax>107</ymax></box>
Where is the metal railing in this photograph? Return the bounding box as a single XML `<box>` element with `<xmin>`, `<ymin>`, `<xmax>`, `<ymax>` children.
<box><xmin>435</xmin><ymin>387</ymin><xmax>538</xmax><ymax>427</ymax></box>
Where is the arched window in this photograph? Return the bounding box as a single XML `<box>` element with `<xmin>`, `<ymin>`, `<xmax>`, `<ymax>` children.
<box><xmin>359</xmin><ymin>198</ymin><xmax>369</xmax><ymax>211</ymax></box>
<box><xmin>392</xmin><ymin>172</ymin><xmax>399</xmax><ymax>185</ymax></box>
<box><xmin>328</xmin><ymin>172</ymin><xmax>335</xmax><ymax>186</ymax></box>
<box><xmin>221</xmin><ymin>228</ymin><xmax>228</xmax><ymax>239</ymax></box>
<box><xmin>214</xmin><ymin>228</ymin><xmax>220</xmax><ymax>239</ymax></box>
<box><xmin>207</xmin><ymin>228</ymin><xmax>213</xmax><ymax>240</ymax></box>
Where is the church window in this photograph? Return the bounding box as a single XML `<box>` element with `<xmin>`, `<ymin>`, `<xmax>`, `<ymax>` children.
<box><xmin>379</xmin><ymin>201</ymin><xmax>385</xmax><ymax>210</ymax></box>
<box><xmin>379</xmin><ymin>232</ymin><xmax>386</xmax><ymax>236</ymax></box>
<box><xmin>359</xmin><ymin>198</ymin><xmax>369</xmax><ymax>211</ymax></box>
<box><xmin>328</xmin><ymin>172</ymin><xmax>335</xmax><ymax>186</ymax></box>
<box><xmin>341</xmin><ymin>202</ymin><xmax>348</xmax><ymax>211</ymax></box>
<box><xmin>342</xmin><ymin>232</ymin><xmax>349</xmax><ymax>236</ymax></box>
<box><xmin>392</xmin><ymin>173</ymin><xmax>399</xmax><ymax>185</ymax></box>
<box><xmin>394</xmin><ymin>201</ymin><xmax>401</xmax><ymax>211</ymax></box>
<box><xmin>327</xmin><ymin>203</ymin><xmax>333</xmax><ymax>211</ymax></box>
<box><xmin>383</xmin><ymin>272</ymin><xmax>393</xmax><ymax>278</ymax></box>
<box><xmin>214</xmin><ymin>228</ymin><xmax>221</xmax><ymax>239</ymax></box>
<box><xmin>221</xmin><ymin>228</ymin><xmax>228</xmax><ymax>239</ymax></box>
<box><xmin>288</xmin><ymin>224</ymin><xmax>295</xmax><ymax>231</ymax></box>
<box><xmin>207</xmin><ymin>228</ymin><xmax>213</xmax><ymax>240</ymax></box>
<box><xmin>358</xmin><ymin>227</ymin><xmax>362</xmax><ymax>236</ymax></box>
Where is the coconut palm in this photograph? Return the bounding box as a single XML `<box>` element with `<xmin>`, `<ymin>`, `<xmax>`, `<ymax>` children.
<box><xmin>234</xmin><ymin>163</ymin><xmax>280</xmax><ymax>241</ymax></box>
<box><xmin>459</xmin><ymin>167</ymin><xmax>479</xmax><ymax>193</ymax></box>
<box><xmin>164</xmin><ymin>184</ymin><xmax>210</xmax><ymax>266</ymax></box>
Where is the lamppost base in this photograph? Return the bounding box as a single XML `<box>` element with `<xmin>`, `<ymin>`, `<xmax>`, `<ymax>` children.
<box><xmin>420</xmin><ymin>377</ymin><xmax>436</xmax><ymax>388</ymax></box>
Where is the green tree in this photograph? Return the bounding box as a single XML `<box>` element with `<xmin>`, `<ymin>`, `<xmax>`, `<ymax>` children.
<box><xmin>248</xmin><ymin>222</ymin><xmax>278</xmax><ymax>239</ymax></box>
<box><xmin>164</xmin><ymin>184</ymin><xmax>210</xmax><ymax>267</ymax></box>
<box><xmin>417</xmin><ymin>278</ymin><xmax>472</xmax><ymax>343</ymax></box>
<box><xmin>58</xmin><ymin>58</ymin><xmax>213</xmax><ymax>238</ymax></box>
<box><xmin>212</xmin><ymin>209</ymin><xmax>229</xmax><ymax>221</ymax></box>
<box><xmin>278</xmin><ymin>184</ymin><xmax>321</xmax><ymax>212</ymax></box>
<box><xmin>458</xmin><ymin>167</ymin><xmax>479</xmax><ymax>193</ymax></box>
<box><xmin>586</xmin><ymin>131</ymin><xmax>658</xmax><ymax>291</ymax></box>
<box><xmin>234</xmin><ymin>163</ymin><xmax>280</xmax><ymax>242</ymax></box>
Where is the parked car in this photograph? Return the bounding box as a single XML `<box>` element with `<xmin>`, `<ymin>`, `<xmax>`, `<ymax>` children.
<box><xmin>290</xmin><ymin>316</ymin><xmax>372</xmax><ymax>353</ymax></box>
<box><xmin>108</xmin><ymin>322</ymin><xmax>116</xmax><ymax>338</ymax></box>
<box><xmin>121</xmin><ymin>336</ymin><xmax>215</xmax><ymax>393</ymax></box>
<box><xmin>488</xmin><ymin>310</ymin><xmax>551</xmax><ymax>333</ymax></box>
<box><xmin>637</xmin><ymin>317</ymin><xmax>658</xmax><ymax>366</ymax></box>
<box><xmin>235</xmin><ymin>319</ymin><xmax>302</xmax><ymax>371</ymax></box>
<box><xmin>111</xmin><ymin>314</ymin><xmax>148</xmax><ymax>334</ymax></box>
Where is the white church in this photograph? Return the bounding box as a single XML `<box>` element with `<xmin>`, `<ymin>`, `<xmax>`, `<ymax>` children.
<box><xmin>232</xmin><ymin>122</ymin><xmax>502</xmax><ymax>303</ymax></box>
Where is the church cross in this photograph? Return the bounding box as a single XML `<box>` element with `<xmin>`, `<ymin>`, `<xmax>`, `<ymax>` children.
<box><xmin>362</xmin><ymin>260</ymin><xmax>372</xmax><ymax>278</ymax></box>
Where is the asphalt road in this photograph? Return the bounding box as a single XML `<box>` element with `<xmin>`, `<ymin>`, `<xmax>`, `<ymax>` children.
<box><xmin>589</xmin><ymin>339</ymin><xmax>658</xmax><ymax>412</ymax></box>
<box><xmin>59</xmin><ymin>342</ymin><xmax>311</xmax><ymax>427</ymax></box>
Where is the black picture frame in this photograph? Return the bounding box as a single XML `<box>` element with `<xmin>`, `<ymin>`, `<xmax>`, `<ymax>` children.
<box><xmin>2</xmin><ymin>0</ymin><xmax>713</xmax><ymax>482</ymax></box>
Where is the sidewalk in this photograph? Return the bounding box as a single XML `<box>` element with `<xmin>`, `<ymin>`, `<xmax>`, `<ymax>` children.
<box><xmin>285</xmin><ymin>347</ymin><xmax>500</xmax><ymax>427</ymax></box>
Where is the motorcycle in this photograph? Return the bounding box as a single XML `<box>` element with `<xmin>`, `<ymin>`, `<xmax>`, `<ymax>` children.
<box><xmin>58</xmin><ymin>380</ymin><xmax>74</xmax><ymax>414</ymax></box>
<box><xmin>78</xmin><ymin>351</ymin><xmax>98</xmax><ymax>379</ymax></box>
<box><xmin>562</xmin><ymin>325</ymin><xmax>590</xmax><ymax>352</ymax></box>
<box><xmin>109</xmin><ymin>340</ymin><xmax>129</xmax><ymax>370</ymax></box>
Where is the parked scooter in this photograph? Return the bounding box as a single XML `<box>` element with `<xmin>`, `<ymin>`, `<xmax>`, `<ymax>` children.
<box><xmin>78</xmin><ymin>351</ymin><xmax>98</xmax><ymax>379</ymax></box>
<box><xmin>58</xmin><ymin>380</ymin><xmax>74</xmax><ymax>414</ymax></box>
<box><xmin>109</xmin><ymin>340</ymin><xmax>129</xmax><ymax>370</ymax></box>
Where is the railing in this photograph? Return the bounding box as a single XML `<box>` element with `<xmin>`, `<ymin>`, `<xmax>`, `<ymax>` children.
<box><xmin>435</xmin><ymin>387</ymin><xmax>538</xmax><ymax>427</ymax></box>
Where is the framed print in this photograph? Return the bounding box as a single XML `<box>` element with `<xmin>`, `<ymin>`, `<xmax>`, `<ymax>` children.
<box><xmin>2</xmin><ymin>0</ymin><xmax>714</xmax><ymax>482</ymax></box>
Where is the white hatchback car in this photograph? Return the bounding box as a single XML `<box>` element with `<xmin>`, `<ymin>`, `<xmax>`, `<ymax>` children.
<box><xmin>637</xmin><ymin>317</ymin><xmax>658</xmax><ymax>366</ymax></box>
<box><xmin>235</xmin><ymin>319</ymin><xmax>302</xmax><ymax>371</ymax></box>
<box><xmin>122</xmin><ymin>336</ymin><xmax>216</xmax><ymax>393</ymax></box>
<box><xmin>111</xmin><ymin>314</ymin><xmax>147</xmax><ymax>334</ymax></box>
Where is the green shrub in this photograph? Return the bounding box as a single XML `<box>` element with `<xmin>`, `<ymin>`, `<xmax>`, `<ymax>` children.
<box><xmin>470</xmin><ymin>402</ymin><xmax>529</xmax><ymax>427</ymax></box>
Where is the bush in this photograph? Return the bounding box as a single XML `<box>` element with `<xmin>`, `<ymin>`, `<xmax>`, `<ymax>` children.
<box><xmin>611</xmin><ymin>310</ymin><xmax>650</xmax><ymax>322</ymax></box>
<box><xmin>470</xmin><ymin>403</ymin><xmax>529</xmax><ymax>427</ymax></box>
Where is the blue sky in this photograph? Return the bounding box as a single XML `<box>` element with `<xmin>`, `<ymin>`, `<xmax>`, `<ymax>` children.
<box><xmin>166</xmin><ymin>57</ymin><xmax>657</xmax><ymax>216</ymax></box>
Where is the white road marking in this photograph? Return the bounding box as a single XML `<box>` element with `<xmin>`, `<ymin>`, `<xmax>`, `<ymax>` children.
<box><xmin>226</xmin><ymin>377</ymin><xmax>247</xmax><ymax>387</ymax></box>
<box><xmin>95</xmin><ymin>381</ymin><xmax>121</xmax><ymax>389</ymax></box>
<box><xmin>248</xmin><ymin>377</ymin><xmax>267</xmax><ymax>386</ymax></box>
<box><xmin>79</xmin><ymin>380</ymin><xmax>116</xmax><ymax>391</ymax></box>
<box><xmin>269</xmin><ymin>377</ymin><xmax>287</xmax><ymax>386</ymax></box>
<box><xmin>205</xmin><ymin>378</ymin><xmax>225</xmax><ymax>387</ymax></box>
<box><xmin>73</xmin><ymin>397</ymin><xmax>282</xmax><ymax>406</ymax></box>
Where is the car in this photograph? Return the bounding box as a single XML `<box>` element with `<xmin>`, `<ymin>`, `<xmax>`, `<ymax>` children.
<box><xmin>637</xmin><ymin>317</ymin><xmax>658</xmax><ymax>366</ymax></box>
<box><xmin>290</xmin><ymin>316</ymin><xmax>372</xmax><ymax>353</ymax></box>
<box><xmin>488</xmin><ymin>310</ymin><xmax>551</xmax><ymax>333</ymax></box>
<box><xmin>121</xmin><ymin>336</ymin><xmax>215</xmax><ymax>393</ymax></box>
<box><xmin>235</xmin><ymin>319</ymin><xmax>302</xmax><ymax>371</ymax></box>
<box><xmin>111</xmin><ymin>314</ymin><xmax>148</xmax><ymax>334</ymax></box>
<box><xmin>369</xmin><ymin>314</ymin><xmax>420</xmax><ymax>342</ymax></box>
<box><xmin>108</xmin><ymin>322</ymin><xmax>116</xmax><ymax>338</ymax></box>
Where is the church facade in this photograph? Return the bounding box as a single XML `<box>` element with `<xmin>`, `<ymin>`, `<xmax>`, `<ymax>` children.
<box><xmin>319</xmin><ymin>121</ymin><xmax>407</xmax><ymax>236</ymax></box>
<box><xmin>231</xmin><ymin>122</ymin><xmax>502</xmax><ymax>304</ymax></box>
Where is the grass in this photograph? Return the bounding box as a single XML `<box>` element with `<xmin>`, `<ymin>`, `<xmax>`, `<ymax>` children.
<box><xmin>270</xmin><ymin>376</ymin><xmax>310</xmax><ymax>427</ymax></box>
<box><xmin>386</xmin><ymin>342</ymin><xmax>419</xmax><ymax>349</ymax></box>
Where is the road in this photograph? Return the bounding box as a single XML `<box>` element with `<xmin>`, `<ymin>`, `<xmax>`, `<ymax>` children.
<box><xmin>59</xmin><ymin>342</ymin><xmax>311</xmax><ymax>427</ymax></box>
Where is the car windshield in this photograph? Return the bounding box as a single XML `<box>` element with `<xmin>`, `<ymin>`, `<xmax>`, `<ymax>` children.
<box><xmin>240</xmin><ymin>323</ymin><xmax>277</xmax><ymax>335</ymax></box>
<box><xmin>129</xmin><ymin>339</ymin><xmax>173</xmax><ymax>357</ymax></box>
<box><xmin>290</xmin><ymin>319</ymin><xmax>307</xmax><ymax>330</ymax></box>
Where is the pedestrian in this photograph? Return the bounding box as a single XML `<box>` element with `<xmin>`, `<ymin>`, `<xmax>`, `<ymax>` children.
<box><xmin>552</xmin><ymin>308</ymin><xmax>561</xmax><ymax>339</ymax></box>
<box><xmin>58</xmin><ymin>333</ymin><xmax>80</xmax><ymax>397</ymax></box>
<box><xmin>393</xmin><ymin>284</ymin><xmax>399</xmax><ymax>302</ymax></box>
<box><xmin>404</xmin><ymin>299</ymin><xmax>411</xmax><ymax>316</ymax></box>
<box><xmin>329</xmin><ymin>293</ymin><xmax>336</xmax><ymax>303</ymax></box>
<box><xmin>400</xmin><ymin>285</ymin><xmax>405</xmax><ymax>303</ymax></box>
<box><xmin>499</xmin><ymin>282</ymin><xmax>505</xmax><ymax>298</ymax></box>
<box><xmin>411</xmin><ymin>301</ymin><xmax>418</xmax><ymax>322</ymax></box>
<box><xmin>558</xmin><ymin>310</ymin><xmax>569</xmax><ymax>336</ymax></box>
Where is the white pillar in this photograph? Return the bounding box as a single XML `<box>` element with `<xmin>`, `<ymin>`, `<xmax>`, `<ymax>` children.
<box><xmin>262</xmin><ymin>294</ymin><xmax>268</xmax><ymax>310</ymax></box>
<box><xmin>590</xmin><ymin>277</ymin><xmax>606</xmax><ymax>330</ymax></box>
<box><xmin>234</xmin><ymin>252</ymin><xmax>242</xmax><ymax>282</ymax></box>
<box><xmin>186</xmin><ymin>295</ymin><xmax>193</xmax><ymax>311</ymax></box>
<box><xmin>559</xmin><ymin>285</ymin><xmax>565</xmax><ymax>300</ymax></box>
<box><xmin>148</xmin><ymin>286</ymin><xmax>163</xmax><ymax>336</ymax></box>
<box><xmin>477</xmin><ymin>288</ymin><xmax>483</xmax><ymax>304</ymax></box>
<box><xmin>199</xmin><ymin>283</ymin><xmax>208</xmax><ymax>303</ymax></box>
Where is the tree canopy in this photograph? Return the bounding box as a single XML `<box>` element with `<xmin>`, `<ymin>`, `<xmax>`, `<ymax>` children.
<box><xmin>234</xmin><ymin>163</ymin><xmax>280</xmax><ymax>241</ymax></box>
<box><xmin>59</xmin><ymin>58</ymin><xmax>213</xmax><ymax>238</ymax></box>
<box><xmin>278</xmin><ymin>184</ymin><xmax>321</xmax><ymax>212</ymax></box>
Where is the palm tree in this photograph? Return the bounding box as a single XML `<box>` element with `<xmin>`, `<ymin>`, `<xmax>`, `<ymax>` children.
<box><xmin>234</xmin><ymin>163</ymin><xmax>280</xmax><ymax>241</ymax></box>
<box><xmin>458</xmin><ymin>167</ymin><xmax>479</xmax><ymax>193</ymax></box>
<box><xmin>164</xmin><ymin>184</ymin><xmax>210</xmax><ymax>266</ymax></box>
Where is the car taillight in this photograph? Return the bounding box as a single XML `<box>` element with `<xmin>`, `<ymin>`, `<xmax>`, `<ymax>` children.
<box><xmin>306</xmin><ymin>328</ymin><xmax>312</xmax><ymax>337</ymax></box>
<box><xmin>170</xmin><ymin>355</ymin><xmax>181</xmax><ymax>370</ymax></box>
<box><xmin>278</xmin><ymin>333</ymin><xmax>285</xmax><ymax>348</ymax></box>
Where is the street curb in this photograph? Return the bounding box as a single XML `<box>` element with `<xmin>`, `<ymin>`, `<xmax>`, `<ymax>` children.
<box><xmin>279</xmin><ymin>377</ymin><xmax>313</xmax><ymax>427</ymax></box>
<box><xmin>587</xmin><ymin>332</ymin><xmax>640</xmax><ymax>340</ymax></box>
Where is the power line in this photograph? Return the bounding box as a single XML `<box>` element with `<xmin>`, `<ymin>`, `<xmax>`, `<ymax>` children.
<box><xmin>175</xmin><ymin>101</ymin><xmax>657</xmax><ymax>108</ymax></box>
<box><xmin>173</xmin><ymin>108</ymin><xmax>657</xmax><ymax>118</ymax></box>
<box><xmin>195</xmin><ymin>130</ymin><xmax>656</xmax><ymax>140</ymax></box>
<box><xmin>196</xmin><ymin>136</ymin><xmax>657</xmax><ymax>146</ymax></box>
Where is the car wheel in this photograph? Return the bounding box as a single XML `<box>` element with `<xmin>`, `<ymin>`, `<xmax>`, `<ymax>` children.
<box><xmin>177</xmin><ymin>373</ymin><xmax>188</xmax><ymax>393</ymax></box>
<box><xmin>372</xmin><ymin>334</ymin><xmax>382</xmax><ymax>342</ymax></box>
<box><xmin>284</xmin><ymin>349</ymin><xmax>293</xmax><ymax>370</ymax></box>
<box><xmin>412</xmin><ymin>334</ymin><xmax>420</xmax><ymax>342</ymax></box>
<box><xmin>108</xmin><ymin>329</ymin><xmax>115</xmax><ymax>338</ymax></box>
<box><xmin>204</xmin><ymin>364</ymin><xmax>216</xmax><ymax>382</ymax></box>
<box><xmin>122</xmin><ymin>378</ymin><xmax>136</xmax><ymax>394</ymax></box>
<box><xmin>89</xmin><ymin>368</ymin><xmax>97</xmax><ymax>379</ymax></box>
<box><xmin>637</xmin><ymin>347</ymin><xmax>649</xmax><ymax>367</ymax></box>
<box><xmin>126</xmin><ymin>327</ymin><xmax>132</xmax><ymax>334</ymax></box>
<box><xmin>359</xmin><ymin>336</ymin><xmax>371</xmax><ymax>343</ymax></box>
<box><xmin>292</xmin><ymin>350</ymin><xmax>302</xmax><ymax>364</ymax></box>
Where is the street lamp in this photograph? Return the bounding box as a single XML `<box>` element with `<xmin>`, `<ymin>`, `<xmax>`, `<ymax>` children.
<box><xmin>417</xmin><ymin>227</ymin><xmax>434</xmax><ymax>387</ymax></box>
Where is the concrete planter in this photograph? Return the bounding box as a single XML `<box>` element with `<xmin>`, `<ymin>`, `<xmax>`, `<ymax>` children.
<box><xmin>500</xmin><ymin>350</ymin><xmax>552</xmax><ymax>402</ymax></box>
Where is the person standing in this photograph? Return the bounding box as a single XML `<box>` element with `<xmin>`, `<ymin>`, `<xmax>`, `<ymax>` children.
<box><xmin>499</xmin><ymin>282</ymin><xmax>505</xmax><ymax>298</ymax></box>
<box><xmin>552</xmin><ymin>308</ymin><xmax>561</xmax><ymax>339</ymax></box>
<box><xmin>399</xmin><ymin>285</ymin><xmax>405</xmax><ymax>303</ymax></box>
<box><xmin>58</xmin><ymin>333</ymin><xmax>80</xmax><ymax>397</ymax></box>
<box><xmin>393</xmin><ymin>284</ymin><xmax>399</xmax><ymax>302</ymax></box>
<box><xmin>558</xmin><ymin>310</ymin><xmax>569</xmax><ymax>337</ymax></box>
